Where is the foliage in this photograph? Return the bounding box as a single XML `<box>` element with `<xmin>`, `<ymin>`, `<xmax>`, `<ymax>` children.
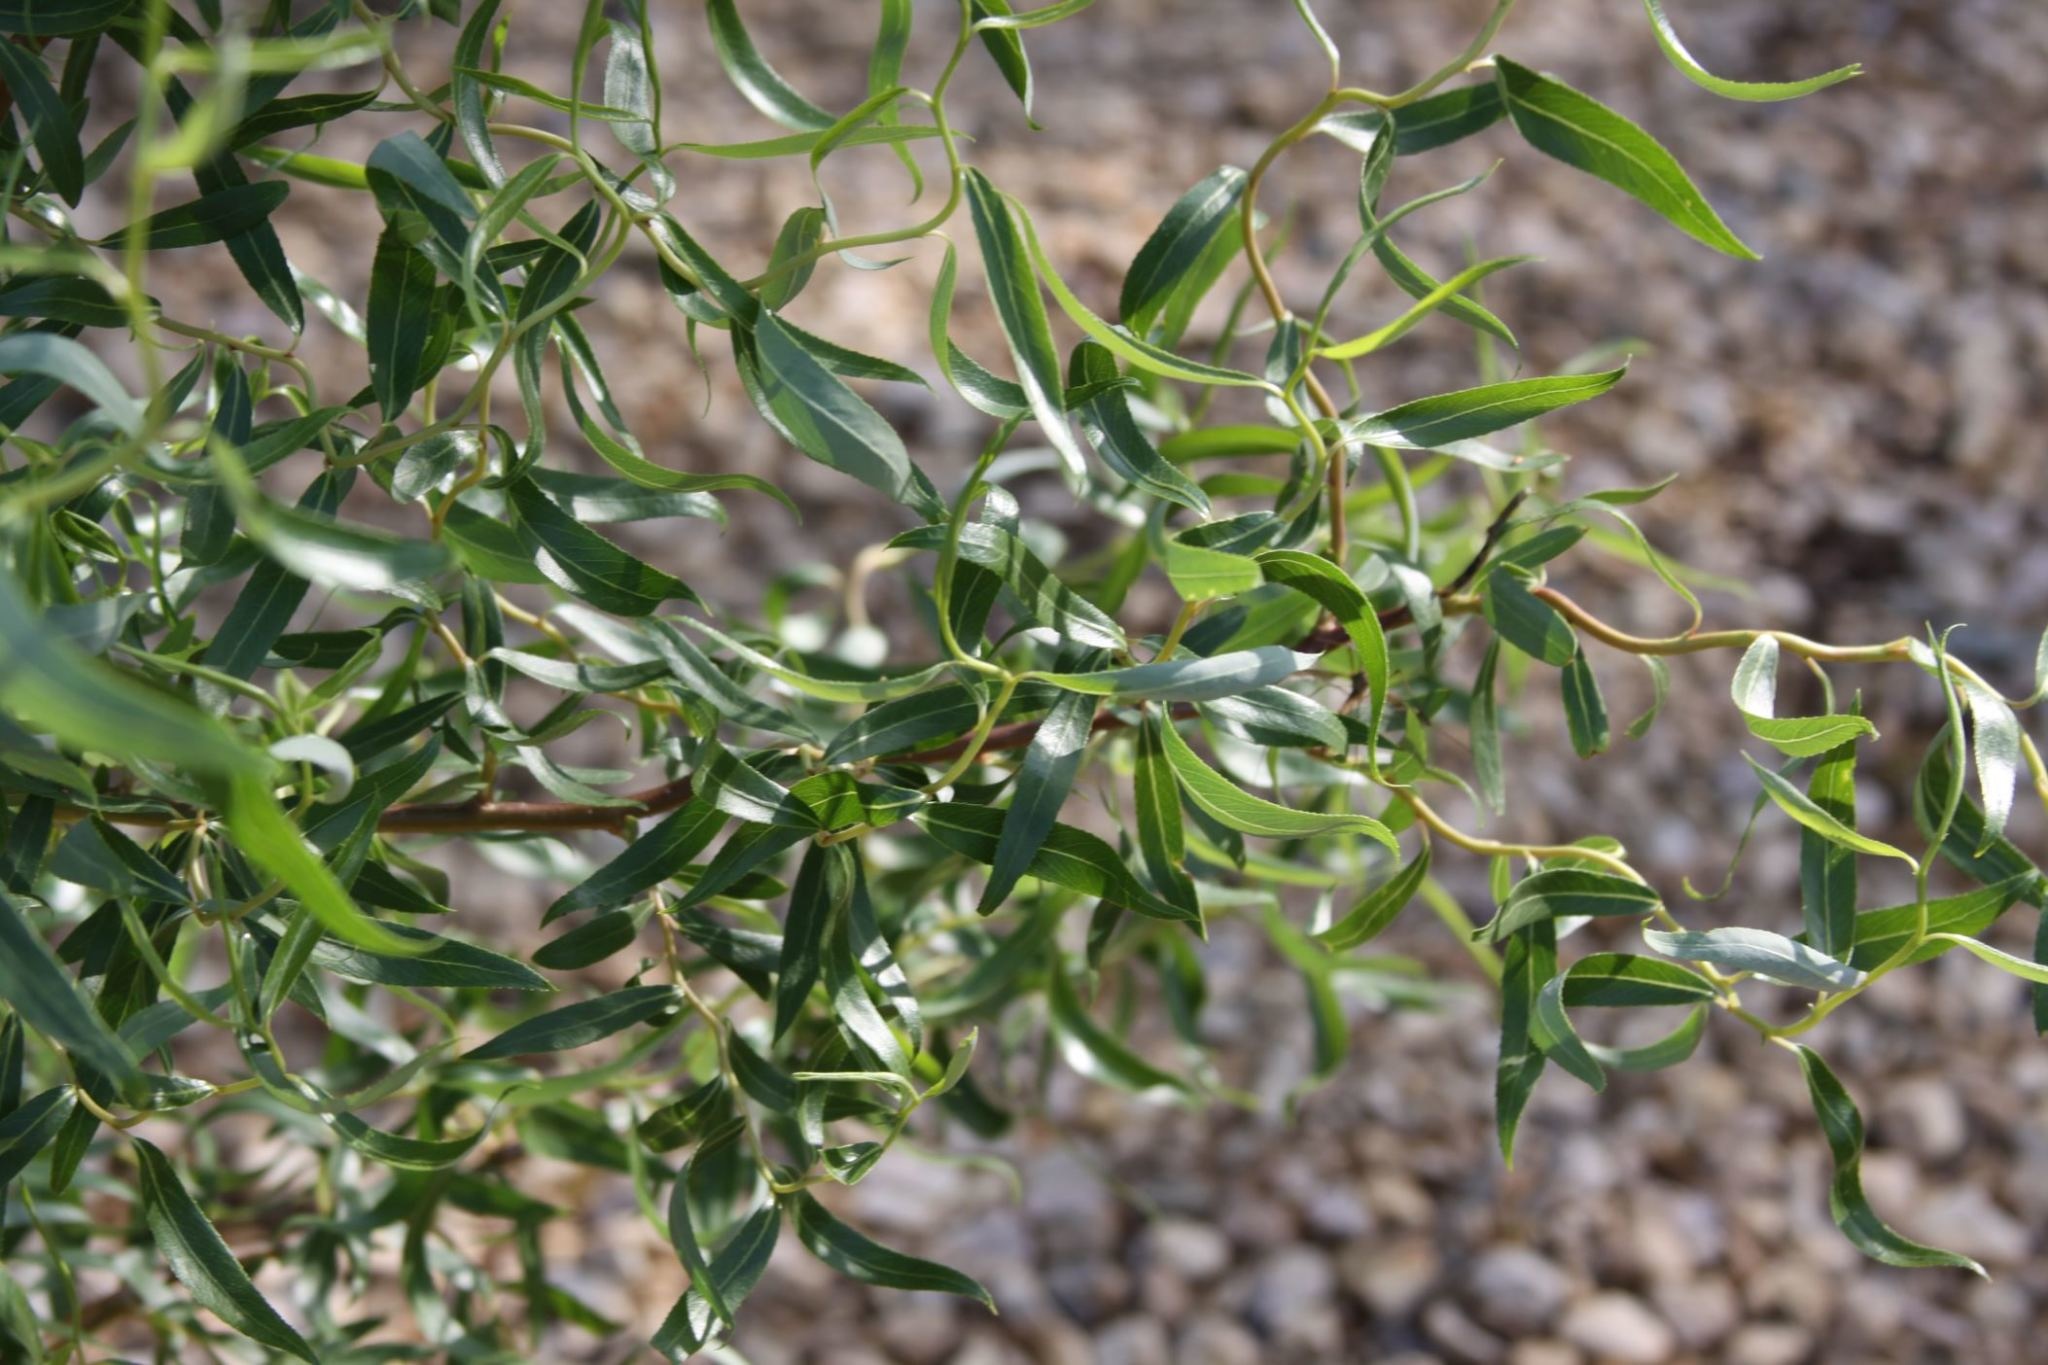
<box><xmin>0</xmin><ymin>0</ymin><xmax>2041</xmax><ymax>1356</ymax></box>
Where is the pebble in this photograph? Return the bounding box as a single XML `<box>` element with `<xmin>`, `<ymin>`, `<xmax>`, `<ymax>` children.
<box><xmin>1091</xmin><ymin>1314</ymin><xmax>1170</xmax><ymax>1365</ymax></box>
<box><xmin>1174</xmin><ymin>1314</ymin><xmax>1263</xmax><ymax>1365</ymax></box>
<box><xmin>1651</xmin><ymin>1275</ymin><xmax>1740</xmax><ymax>1350</ymax></box>
<box><xmin>1423</xmin><ymin>1298</ymin><xmax>1507</xmax><ymax>1365</ymax></box>
<box><xmin>1247</xmin><ymin>1244</ymin><xmax>1337</xmax><ymax>1330</ymax></box>
<box><xmin>1879</xmin><ymin>1076</ymin><xmax>1971</xmax><ymax>1163</ymax></box>
<box><xmin>1724</xmin><ymin>1323</ymin><xmax>1815</xmax><ymax>1365</ymax></box>
<box><xmin>1145</xmin><ymin>1217</ymin><xmax>1232</xmax><ymax>1283</ymax></box>
<box><xmin>1557</xmin><ymin>1293</ymin><xmax>1676</xmax><ymax>1365</ymax></box>
<box><xmin>1339</xmin><ymin>1236</ymin><xmax>1441</xmax><ymax>1320</ymax></box>
<box><xmin>1467</xmin><ymin>1245</ymin><xmax>1573</xmax><ymax>1336</ymax></box>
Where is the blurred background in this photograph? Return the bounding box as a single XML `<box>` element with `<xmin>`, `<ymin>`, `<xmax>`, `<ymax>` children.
<box><xmin>114</xmin><ymin>0</ymin><xmax>2048</xmax><ymax>1360</ymax></box>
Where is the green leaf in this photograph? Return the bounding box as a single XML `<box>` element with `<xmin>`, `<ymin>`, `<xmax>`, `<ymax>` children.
<box><xmin>1561</xmin><ymin>648</ymin><xmax>1610</xmax><ymax>758</ymax></box>
<box><xmin>1558</xmin><ymin>952</ymin><xmax>1717</xmax><ymax>1007</ymax></box>
<box><xmin>653</xmin><ymin>1204</ymin><xmax>780</xmax><ymax>1359</ymax></box>
<box><xmin>775</xmin><ymin>842</ymin><xmax>852</xmax><ymax>1041</ymax></box>
<box><xmin>1494</xmin><ymin>57</ymin><xmax>1759</xmax><ymax>259</ymax></box>
<box><xmin>1202</xmin><ymin>686</ymin><xmax>1345</xmax><ymax>751</ymax></box>
<box><xmin>97</xmin><ymin>182</ymin><xmax>290</xmax><ymax>250</ymax></box>
<box><xmin>464</xmin><ymin>984</ymin><xmax>682</xmax><ymax>1061</ymax></box>
<box><xmin>366</xmin><ymin>225</ymin><xmax>436</xmax><ymax>421</ymax></box>
<box><xmin>1643</xmin><ymin>0</ymin><xmax>1861</xmax><ymax>102</ymax></box>
<box><xmin>1471</xmin><ymin>637</ymin><xmax>1506</xmax><ymax>813</ymax></box>
<box><xmin>785</xmin><ymin>1189</ymin><xmax>994</xmax><ymax>1306</ymax></box>
<box><xmin>1164</xmin><ymin>535</ymin><xmax>1261</xmax><ymax>603</ymax></box>
<box><xmin>1839</xmin><ymin>880</ymin><xmax>2027</xmax><ymax>971</ymax></box>
<box><xmin>0</xmin><ymin>39</ymin><xmax>83</xmax><ymax>205</ymax></box>
<box><xmin>1392</xmin><ymin>82</ymin><xmax>1508</xmax><ymax>154</ymax></box>
<box><xmin>964</xmin><ymin>168</ymin><xmax>1091</xmax><ymax>487</ymax></box>
<box><xmin>222</xmin><ymin>771</ymin><xmax>422</xmax><ymax>956</ymax></box>
<box><xmin>1319</xmin><ymin>843</ymin><xmax>1430</xmax><ymax>951</ymax></box>
<box><xmin>221</xmin><ymin>464</ymin><xmax>454</xmax><ymax>595</ymax></box>
<box><xmin>1643</xmin><ymin>926</ymin><xmax>1862</xmax><ymax>991</ymax></box>
<box><xmin>1047</xmin><ymin>959</ymin><xmax>1191</xmax><ymax>1095</ymax></box>
<box><xmin>1530</xmin><ymin>976</ymin><xmax>1605</xmax><ymax>1091</ymax></box>
<box><xmin>0</xmin><ymin>1085</ymin><xmax>74</xmax><ymax>1187</ymax></box>
<box><xmin>1963</xmin><ymin>680</ymin><xmax>2021</xmax><ymax>854</ymax></box>
<box><xmin>298</xmin><ymin>921</ymin><xmax>550</xmax><ymax>992</ymax></box>
<box><xmin>1134</xmin><ymin>713</ymin><xmax>1200</xmax><ymax>918</ymax></box>
<box><xmin>890</xmin><ymin>523</ymin><xmax>1125</xmax><ymax>649</ymax></box>
<box><xmin>1790</xmin><ymin>1046</ymin><xmax>1985</xmax><ymax>1275</ymax></box>
<box><xmin>1348</xmin><ymin>367</ymin><xmax>1626</xmax><ymax>452</ymax></box>
<box><xmin>1157</xmin><ymin>715</ymin><xmax>1396</xmax><ymax>850</ymax></box>
<box><xmin>1475</xmin><ymin>868</ymin><xmax>1660</xmax><ymax>942</ymax></box>
<box><xmin>917</xmin><ymin>802</ymin><xmax>1200</xmax><ymax>925</ymax></box>
<box><xmin>746</xmin><ymin>311</ymin><xmax>937</xmax><ymax>517</ymax></box>
<box><xmin>132</xmin><ymin>1138</ymin><xmax>317</xmax><ymax>1362</ymax></box>
<box><xmin>1483</xmin><ymin>567</ymin><xmax>1576</xmax><ymax>667</ymax></box>
<box><xmin>0</xmin><ymin>0</ymin><xmax>134</xmax><ymax>37</ymax></box>
<box><xmin>823</xmin><ymin>685</ymin><xmax>988</xmax><ymax>766</ymax></box>
<box><xmin>0</xmin><ymin>331</ymin><xmax>144</xmax><ymax>434</ymax></box>
<box><xmin>1318</xmin><ymin>255</ymin><xmax>1528</xmax><ymax>360</ymax></box>
<box><xmin>1033</xmin><ymin>645</ymin><xmax>1309</xmax><ymax>703</ymax></box>
<box><xmin>1745</xmin><ymin>753</ymin><xmax>1914</xmax><ymax>864</ymax></box>
<box><xmin>1923</xmin><ymin>932</ymin><xmax>2048</xmax><ymax>986</ymax></box>
<box><xmin>705</xmin><ymin>0</ymin><xmax>832</xmax><ymax>130</ymax></box>
<box><xmin>1729</xmin><ymin>637</ymin><xmax>1878</xmax><ymax>757</ymax></box>
<box><xmin>1121</xmin><ymin>166</ymin><xmax>1247</xmax><ymax>329</ymax></box>
<box><xmin>1496</xmin><ymin>921</ymin><xmax>1556</xmax><ymax>1164</ymax></box>
<box><xmin>0</xmin><ymin>891</ymin><xmax>139</xmax><ymax>1090</ymax></box>
<box><xmin>981</xmin><ymin>688</ymin><xmax>1099</xmax><ymax>913</ymax></box>
<box><xmin>1068</xmin><ymin>341</ymin><xmax>1210</xmax><ymax>512</ymax></box>
<box><xmin>507</xmin><ymin>477</ymin><xmax>695</xmax><ymax>616</ymax></box>
<box><xmin>1801</xmin><ymin>720</ymin><xmax>1859</xmax><ymax>958</ymax></box>
<box><xmin>1254</xmin><ymin>550</ymin><xmax>1392</xmax><ymax>767</ymax></box>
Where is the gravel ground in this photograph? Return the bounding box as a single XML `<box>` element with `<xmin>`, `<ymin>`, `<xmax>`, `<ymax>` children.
<box><xmin>108</xmin><ymin>0</ymin><xmax>2048</xmax><ymax>1360</ymax></box>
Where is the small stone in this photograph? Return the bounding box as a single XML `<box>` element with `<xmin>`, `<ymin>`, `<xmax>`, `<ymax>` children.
<box><xmin>1340</xmin><ymin>1236</ymin><xmax>1441</xmax><ymax>1320</ymax></box>
<box><xmin>1509</xmin><ymin>1342</ymin><xmax>1584</xmax><ymax>1365</ymax></box>
<box><xmin>1147</xmin><ymin>1217</ymin><xmax>1233</xmax><ymax>1283</ymax></box>
<box><xmin>1741</xmin><ymin>1258</ymin><xmax>1836</xmax><ymax>1331</ymax></box>
<box><xmin>1467</xmin><ymin>1245</ymin><xmax>1572</xmax><ymax>1336</ymax></box>
<box><xmin>1724</xmin><ymin>1323</ymin><xmax>1815</xmax><ymax>1365</ymax></box>
<box><xmin>1093</xmin><ymin>1314</ymin><xmax>1171</xmax><ymax>1365</ymax></box>
<box><xmin>876</xmin><ymin>1296</ymin><xmax>961</xmax><ymax>1364</ymax></box>
<box><xmin>951</xmin><ymin>1330</ymin><xmax>1029</xmax><ymax>1365</ymax></box>
<box><xmin>1905</xmin><ymin>1185</ymin><xmax>2032</xmax><ymax>1264</ymax></box>
<box><xmin>1302</xmin><ymin>1185</ymin><xmax>1375</xmax><ymax>1241</ymax></box>
<box><xmin>1423</xmin><ymin>1298</ymin><xmax>1507</xmax><ymax>1364</ymax></box>
<box><xmin>1044</xmin><ymin>1258</ymin><xmax>1132</xmax><ymax>1325</ymax></box>
<box><xmin>1878</xmin><ymin>1076</ymin><xmax>1969</xmax><ymax>1162</ymax></box>
<box><xmin>1558</xmin><ymin>1293</ymin><xmax>1676</xmax><ymax>1365</ymax></box>
<box><xmin>1248</xmin><ymin>1244</ymin><xmax>1337</xmax><ymax>1330</ymax></box>
<box><xmin>1651</xmin><ymin>1276</ymin><xmax>1739</xmax><ymax>1350</ymax></box>
<box><xmin>1174</xmin><ymin>1314</ymin><xmax>1263</xmax><ymax>1365</ymax></box>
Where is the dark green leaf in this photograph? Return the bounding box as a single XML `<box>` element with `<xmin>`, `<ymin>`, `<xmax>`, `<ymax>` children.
<box><xmin>1348</xmin><ymin>367</ymin><xmax>1626</xmax><ymax>452</ymax></box>
<box><xmin>507</xmin><ymin>476</ymin><xmax>696</xmax><ymax>616</ymax></box>
<box><xmin>97</xmin><ymin>182</ymin><xmax>290</xmax><ymax>250</ymax></box>
<box><xmin>1319</xmin><ymin>843</ymin><xmax>1430</xmax><ymax>951</ymax></box>
<box><xmin>1791</xmin><ymin>1046</ymin><xmax>1984</xmax><ymax>1274</ymax></box>
<box><xmin>1476</xmin><ymin>867</ymin><xmax>1660</xmax><ymax>942</ymax></box>
<box><xmin>1561</xmin><ymin>648</ymin><xmax>1610</xmax><ymax>757</ymax></box>
<box><xmin>133</xmin><ymin>1138</ymin><xmax>317</xmax><ymax>1362</ymax></box>
<box><xmin>1120</xmin><ymin>166</ymin><xmax>1246</xmax><ymax>329</ymax></box>
<box><xmin>981</xmin><ymin>687</ymin><xmax>1099</xmax><ymax>913</ymax></box>
<box><xmin>1483</xmin><ymin>567</ymin><xmax>1576</xmax><ymax>667</ymax></box>
<box><xmin>464</xmin><ymin>984</ymin><xmax>682</xmax><ymax>1061</ymax></box>
<box><xmin>0</xmin><ymin>890</ymin><xmax>140</xmax><ymax>1090</ymax></box>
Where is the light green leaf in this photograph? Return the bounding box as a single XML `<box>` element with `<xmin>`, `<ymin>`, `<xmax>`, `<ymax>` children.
<box><xmin>1644</xmin><ymin>926</ymin><xmax>1862</xmax><ymax>991</ymax></box>
<box><xmin>1644</xmin><ymin>0</ymin><xmax>1861</xmax><ymax>102</ymax></box>
<box><xmin>1745</xmin><ymin>753</ymin><xmax>1914</xmax><ymax>864</ymax></box>
<box><xmin>1033</xmin><ymin>645</ymin><xmax>1309</xmax><ymax>703</ymax></box>
<box><xmin>1476</xmin><ymin>868</ymin><xmax>1660</xmax><ymax>942</ymax></box>
<box><xmin>1347</xmin><ymin>367</ymin><xmax>1626</xmax><ymax>452</ymax></box>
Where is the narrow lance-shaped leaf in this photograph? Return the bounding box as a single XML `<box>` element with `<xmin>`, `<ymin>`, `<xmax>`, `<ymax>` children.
<box><xmin>1257</xmin><ymin>549</ymin><xmax>1391</xmax><ymax>771</ymax></box>
<box><xmin>1643</xmin><ymin>0</ymin><xmax>1861</xmax><ymax>102</ymax></box>
<box><xmin>775</xmin><ymin>842</ymin><xmax>853</xmax><ymax>1041</ymax></box>
<box><xmin>1801</xmin><ymin>714</ymin><xmax>1859</xmax><ymax>958</ymax></box>
<box><xmin>1348</xmin><ymin>367</ymin><xmax>1626</xmax><ymax>452</ymax></box>
<box><xmin>1645</xmin><ymin>926</ymin><xmax>1862</xmax><ymax>992</ymax></box>
<box><xmin>1790</xmin><ymin>1047</ymin><xmax>1985</xmax><ymax>1275</ymax></box>
<box><xmin>0</xmin><ymin>891</ymin><xmax>140</xmax><ymax>1091</ymax></box>
<box><xmin>785</xmin><ymin>1190</ymin><xmax>994</xmax><ymax>1307</ymax></box>
<box><xmin>1120</xmin><ymin>166</ymin><xmax>1246</xmax><ymax>330</ymax></box>
<box><xmin>705</xmin><ymin>0</ymin><xmax>833</xmax><ymax>129</ymax></box>
<box><xmin>1157</xmin><ymin>713</ymin><xmax>1397</xmax><ymax>850</ymax></box>
<box><xmin>1495</xmin><ymin>57</ymin><xmax>1758</xmax><ymax>259</ymax></box>
<box><xmin>981</xmin><ymin>687</ymin><xmax>1099</xmax><ymax>912</ymax></box>
<box><xmin>1496</xmin><ymin>921</ymin><xmax>1556</xmax><ymax>1164</ymax></box>
<box><xmin>1745</xmin><ymin>753</ymin><xmax>1914</xmax><ymax>864</ymax></box>
<box><xmin>1475</xmin><ymin>868</ymin><xmax>1660</xmax><ymax>942</ymax></box>
<box><xmin>132</xmin><ymin>1139</ymin><xmax>318</xmax><ymax>1362</ymax></box>
<box><xmin>1319</xmin><ymin>842</ymin><xmax>1431</xmax><ymax>952</ymax></box>
<box><xmin>963</xmin><ymin>168</ymin><xmax>1092</xmax><ymax>487</ymax></box>
<box><xmin>1561</xmin><ymin>648</ymin><xmax>1610</xmax><ymax>758</ymax></box>
<box><xmin>463</xmin><ymin>984</ymin><xmax>682</xmax><ymax>1061</ymax></box>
